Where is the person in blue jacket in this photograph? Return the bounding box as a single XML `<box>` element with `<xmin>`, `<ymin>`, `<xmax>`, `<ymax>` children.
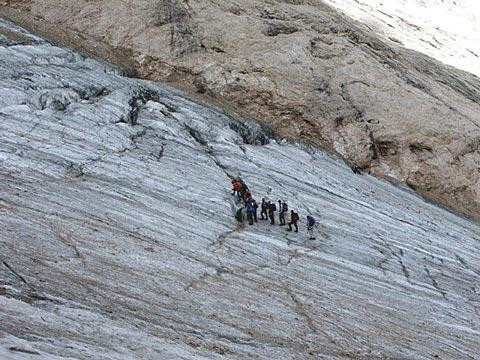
<box><xmin>306</xmin><ymin>215</ymin><xmax>316</xmax><ymax>240</ymax></box>
<box><xmin>246</xmin><ymin>201</ymin><xmax>255</xmax><ymax>225</ymax></box>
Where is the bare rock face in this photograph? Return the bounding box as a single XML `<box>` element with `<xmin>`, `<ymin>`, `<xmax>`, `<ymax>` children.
<box><xmin>2</xmin><ymin>0</ymin><xmax>480</xmax><ymax>219</ymax></box>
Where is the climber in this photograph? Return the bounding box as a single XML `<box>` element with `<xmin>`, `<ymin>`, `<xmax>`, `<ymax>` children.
<box><xmin>232</xmin><ymin>180</ymin><xmax>242</xmax><ymax>201</ymax></box>
<box><xmin>278</xmin><ymin>200</ymin><xmax>288</xmax><ymax>225</ymax></box>
<box><xmin>282</xmin><ymin>202</ymin><xmax>289</xmax><ymax>225</ymax></box>
<box><xmin>252</xmin><ymin>199</ymin><xmax>259</xmax><ymax>222</ymax></box>
<box><xmin>239</xmin><ymin>182</ymin><xmax>249</xmax><ymax>201</ymax></box>
<box><xmin>287</xmin><ymin>210</ymin><xmax>299</xmax><ymax>232</ymax></box>
<box><xmin>235</xmin><ymin>206</ymin><xmax>244</xmax><ymax>223</ymax></box>
<box><xmin>307</xmin><ymin>215</ymin><xmax>316</xmax><ymax>240</ymax></box>
<box><xmin>260</xmin><ymin>198</ymin><xmax>268</xmax><ymax>220</ymax></box>
<box><xmin>268</xmin><ymin>201</ymin><xmax>276</xmax><ymax>225</ymax></box>
<box><xmin>284</xmin><ymin>206</ymin><xmax>291</xmax><ymax>225</ymax></box>
<box><xmin>246</xmin><ymin>200</ymin><xmax>255</xmax><ymax>225</ymax></box>
<box><xmin>278</xmin><ymin>200</ymin><xmax>284</xmax><ymax>225</ymax></box>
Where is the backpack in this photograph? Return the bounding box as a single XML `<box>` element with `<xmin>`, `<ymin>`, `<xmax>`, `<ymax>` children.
<box><xmin>282</xmin><ymin>203</ymin><xmax>288</xmax><ymax>212</ymax></box>
<box><xmin>271</xmin><ymin>204</ymin><xmax>277</xmax><ymax>211</ymax></box>
<box><xmin>307</xmin><ymin>216</ymin><xmax>315</xmax><ymax>227</ymax></box>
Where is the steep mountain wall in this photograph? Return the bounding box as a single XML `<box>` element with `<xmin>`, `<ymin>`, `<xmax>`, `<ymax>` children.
<box><xmin>1</xmin><ymin>20</ymin><xmax>479</xmax><ymax>359</ymax></box>
<box><xmin>1</xmin><ymin>1</ymin><xmax>480</xmax><ymax>221</ymax></box>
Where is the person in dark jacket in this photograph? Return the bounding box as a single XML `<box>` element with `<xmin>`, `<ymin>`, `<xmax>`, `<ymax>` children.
<box><xmin>279</xmin><ymin>200</ymin><xmax>288</xmax><ymax>225</ymax></box>
<box><xmin>246</xmin><ymin>201</ymin><xmax>255</xmax><ymax>225</ymax></box>
<box><xmin>235</xmin><ymin>206</ymin><xmax>243</xmax><ymax>223</ymax></box>
<box><xmin>307</xmin><ymin>215</ymin><xmax>316</xmax><ymax>239</ymax></box>
<box><xmin>268</xmin><ymin>201</ymin><xmax>276</xmax><ymax>225</ymax></box>
<box><xmin>260</xmin><ymin>198</ymin><xmax>268</xmax><ymax>220</ymax></box>
<box><xmin>278</xmin><ymin>200</ymin><xmax>284</xmax><ymax>225</ymax></box>
<box><xmin>244</xmin><ymin>191</ymin><xmax>252</xmax><ymax>202</ymax></box>
<box><xmin>252</xmin><ymin>199</ymin><xmax>259</xmax><ymax>222</ymax></box>
<box><xmin>287</xmin><ymin>210</ymin><xmax>299</xmax><ymax>232</ymax></box>
<box><xmin>238</xmin><ymin>180</ymin><xmax>249</xmax><ymax>201</ymax></box>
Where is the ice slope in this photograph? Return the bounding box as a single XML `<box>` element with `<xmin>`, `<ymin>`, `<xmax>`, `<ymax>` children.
<box><xmin>0</xmin><ymin>19</ymin><xmax>479</xmax><ymax>359</ymax></box>
<box><xmin>323</xmin><ymin>0</ymin><xmax>480</xmax><ymax>77</ymax></box>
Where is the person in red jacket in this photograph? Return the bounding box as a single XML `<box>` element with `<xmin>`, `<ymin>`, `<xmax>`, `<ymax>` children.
<box><xmin>232</xmin><ymin>180</ymin><xmax>242</xmax><ymax>200</ymax></box>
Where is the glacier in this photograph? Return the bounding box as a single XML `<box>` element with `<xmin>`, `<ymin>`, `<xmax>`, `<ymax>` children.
<box><xmin>0</xmin><ymin>19</ymin><xmax>479</xmax><ymax>359</ymax></box>
<box><xmin>323</xmin><ymin>0</ymin><xmax>480</xmax><ymax>77</ymax></box>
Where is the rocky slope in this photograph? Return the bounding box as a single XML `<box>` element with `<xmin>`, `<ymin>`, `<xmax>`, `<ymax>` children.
<box><xmin>1</xmin><ymin>0</ymin><xmax>480</xmax><ymax>221</ymax></box>
<box><xmin>1</xmin><ymin>19</ymin><xmax>480</xmax><ymax>359</ymax></box>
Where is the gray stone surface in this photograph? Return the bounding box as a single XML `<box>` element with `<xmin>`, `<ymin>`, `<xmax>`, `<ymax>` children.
<box><xmin>1</xmin><ymin>20</ymin><xmax>479</xmax><ymax>359</ymax></box>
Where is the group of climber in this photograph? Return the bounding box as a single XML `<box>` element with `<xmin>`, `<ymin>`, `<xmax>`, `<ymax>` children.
<box><xmin>231</xmin><ymin>178</ymin><xmax>317</xmax><ymax>240</ymax></box>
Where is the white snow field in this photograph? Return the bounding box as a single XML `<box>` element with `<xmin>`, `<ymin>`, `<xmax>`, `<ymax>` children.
<box><xmin>323</xmin><ymin>0</ymin><xmax>480</xmax><ymax>77</ymax></box>
<box><xmin>0</xmin><ymin>19</ymin><xmax>479</xmax><ymax>359</ymax></box>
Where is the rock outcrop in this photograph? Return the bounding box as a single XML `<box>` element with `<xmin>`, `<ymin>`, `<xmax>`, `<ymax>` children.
<box><xmin>2</xmin><ymin>1</ymin><xmax>480</xmax><ymax>220</ymax></box>
<box><xmin>1</xmin><ymin>20</ymin><xmax>479</xmax><ymax>359</ymax></box>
